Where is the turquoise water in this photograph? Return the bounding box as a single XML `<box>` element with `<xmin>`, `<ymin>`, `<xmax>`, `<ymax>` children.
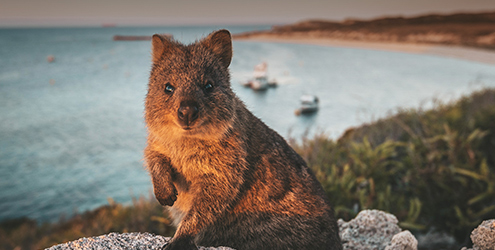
<box><xmin>1</xmin><ymin>26</ymin><xmax>494</xmax><ymax>222</ymax></box>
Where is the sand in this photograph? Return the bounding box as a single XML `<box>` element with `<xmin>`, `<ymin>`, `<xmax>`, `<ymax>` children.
<box><xmin>234</xmin><ymin>34</ymin><xmax>495</xmax><ymax>65</ymax></box>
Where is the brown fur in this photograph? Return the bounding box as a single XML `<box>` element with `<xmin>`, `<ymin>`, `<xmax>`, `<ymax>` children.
<box><xmin>144</xmin><ymin>29</ymin><xmax>342</xmax><ymax>250</ymax></box>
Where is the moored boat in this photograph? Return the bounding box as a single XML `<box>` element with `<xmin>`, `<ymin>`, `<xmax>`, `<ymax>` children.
<box><xmin>242</xmin><ymin>62</ymin><xmax>277</xmax><ymax>91</ymax></box>
<box><xmin>295</xmin><ymin>95</ymin><xmax>319</xmax><ymax>115</ymax></box>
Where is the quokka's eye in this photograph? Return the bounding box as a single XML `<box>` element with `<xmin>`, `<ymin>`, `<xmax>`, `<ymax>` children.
<box><xmin>164</xmin><ymin>83</ymin><xmax>175</xmax><ymax>94</ymax></box>
<box><xmin>204</xmin><ymin>81</ymin><xmax>214</xmax><ymax>92</ymax></box>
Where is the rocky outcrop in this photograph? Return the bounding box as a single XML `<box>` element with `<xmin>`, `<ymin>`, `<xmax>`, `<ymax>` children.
<box><xmin>462</xmin><ymin>219</ymin><xmax>495</xmax><ymax>250</ymax></box>
<box><xmin>338</xmin><ymin>209</ymin><xmax>416</xmax><ymax>250</ymax></box>
<box><xmin>385</xmin><ymin>231</ymin><xmax>418</xmax><ymax>250</ymax></box>
<box><xmin>47</xmin><ymin>232</ymin><xmax>168</xmax><ymax>250</ymax></box>
<box><xmin>46</xmin><ymin>211</ymin><xmax>494</xmax><ymax>250</ymax></box>
<box><xmin>46</xmin><ymin>232</ymin><xmax>234</xmax><ymax>250</ymax></box>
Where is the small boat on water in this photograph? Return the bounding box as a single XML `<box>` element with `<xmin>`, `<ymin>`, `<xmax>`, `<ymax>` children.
<box><xmin>46</xmin><ymin>55</ymin><xmax>55</xmax><ymax>63</ymax></box>
<box><xmin>295</xmin><ymin>95</ymin><xmax>319</xmax><ymax>115</ymax></box>
<box><xmin>250</xmin><ymin>78</ymin><xmax>269</xmax><ymax>91</ymax></box>
<box><xmin>242</xmin><ymin>62</ymin><xmax>277</xmax><ymax>91</ymax></box>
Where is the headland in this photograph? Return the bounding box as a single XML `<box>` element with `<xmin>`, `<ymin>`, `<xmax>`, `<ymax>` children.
<box><xmin>233</xmin><ymin>11</ymin><xmax>495</xmax><ymax>65</ymax></box>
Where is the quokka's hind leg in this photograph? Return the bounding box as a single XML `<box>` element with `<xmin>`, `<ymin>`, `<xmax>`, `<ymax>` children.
<box><xmin>197</xmin><ymin>212</ymin><xmax>341</xmax><ymax>250</ymax></box>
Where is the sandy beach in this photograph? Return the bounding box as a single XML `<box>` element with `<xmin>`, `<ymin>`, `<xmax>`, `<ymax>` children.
<box><xmin>234</xmin><ymin>34</ymin><xmax>495</xmax><ymax>65</ymax></box>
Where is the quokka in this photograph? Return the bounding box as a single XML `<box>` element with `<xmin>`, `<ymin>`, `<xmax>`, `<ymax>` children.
<box><xmin>144</xmin><ymin>29</ymin><xmax>342</xmax><ymax>250</ymax></box>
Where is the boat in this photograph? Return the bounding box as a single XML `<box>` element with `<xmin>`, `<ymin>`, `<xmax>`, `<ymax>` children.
<box><xmin>242</xmin><ymin>62</ymin><xmax>277</xmax><ymax>91</ymax></box>
<box><xmin>250</xmin><ymin>78</ymin><xmax>269</xmax><ymax>91</ymax></box>
<box><xmin>295</xmin><ymin>95</ymin><xmax>319</xmax><ymax>115</ymax></box>
<box><xmin>46</xmin><ymin>55</ymin><xmax>55</xmax><ymax>63</ymax></box>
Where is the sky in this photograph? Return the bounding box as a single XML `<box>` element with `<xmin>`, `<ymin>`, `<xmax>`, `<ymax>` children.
<box><xmin>1</xmin><ymin>0</ymin><xmax>495</xmax><ymax>27</ymax></box>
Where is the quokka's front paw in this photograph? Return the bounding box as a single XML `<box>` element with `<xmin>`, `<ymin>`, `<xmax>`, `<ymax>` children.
<box><xmin>155</xmin><ymin>185</ymin><xmax>178</xmax><ymax>206</ymax></box>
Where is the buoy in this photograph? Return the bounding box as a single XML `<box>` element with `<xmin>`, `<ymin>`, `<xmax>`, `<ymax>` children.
<box><xmin>47</xmin><ymin>55</ymin><xmax>55</xmax><ymax>63</ymax></box>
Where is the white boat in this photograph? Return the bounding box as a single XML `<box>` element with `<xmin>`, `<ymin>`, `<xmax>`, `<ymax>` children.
<box><xmin>250</xmin><ymin>77</ymin><xmax>269</xmax><ymax>91</ymax></box>
<box><xmin>295</xmin><ymin>95</ymin><xmax>319</xmax><ymax>115</ymax></box>
<box><xmin>242</xmin><ymin>62</ymin><xmax>277</xmax><ymax>91</ymax></box>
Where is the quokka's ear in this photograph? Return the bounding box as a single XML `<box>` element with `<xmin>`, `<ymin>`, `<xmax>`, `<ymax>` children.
<box><xmin>201</xmin><ymin>29</ymin><xmax>233</xmax><ymax>68</ymax></box>
<box><xmin>151</xmin><ymin>34</ymin><xmax>175</xmax><ymax>64</ymax></box>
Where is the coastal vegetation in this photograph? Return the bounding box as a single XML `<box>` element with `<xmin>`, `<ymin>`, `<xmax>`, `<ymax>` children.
<box><xmin>292</xmin><ymin>87</ymin><xmax>495</xmax><ymax>244</ymax></box>
<box><xmin>0</xmin><ymin>197</ymin><xmax>174</xmax><ymax>249</ymax></box>
<box><xmin>1</xmin><ymin>88</ymin><xmax>495</xmax><ymax>249</ymax></box>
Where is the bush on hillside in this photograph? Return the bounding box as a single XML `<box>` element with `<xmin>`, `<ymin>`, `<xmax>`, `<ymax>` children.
<box><xmin>292</xmin><ymin>88</ymin><xmax>495</xmax><ymax>243</ymax></box>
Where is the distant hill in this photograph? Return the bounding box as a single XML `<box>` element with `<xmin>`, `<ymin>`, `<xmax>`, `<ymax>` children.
<box><xmin>234</xmin><ymin>11</ymin><xmax>495</xmax><ymax>50</ymax></box>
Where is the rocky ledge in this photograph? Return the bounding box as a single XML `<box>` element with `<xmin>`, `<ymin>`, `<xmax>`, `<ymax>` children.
<box><xmin>47</xmin><ymin>210</ymin><xmax>494</xmax><ymax>250</ymax></box>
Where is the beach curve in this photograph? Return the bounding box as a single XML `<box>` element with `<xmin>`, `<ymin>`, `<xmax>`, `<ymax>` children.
<box><xmin>234</xmin><ymin>34</ymin><xmax>495</xmax><ymax>65</ymax></box>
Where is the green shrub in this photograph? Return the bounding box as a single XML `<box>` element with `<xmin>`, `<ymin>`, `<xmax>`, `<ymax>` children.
<box><xmin>293</xmin><ymin>88</ymin><xmax>495</xmax><ymax>243</ymax></box>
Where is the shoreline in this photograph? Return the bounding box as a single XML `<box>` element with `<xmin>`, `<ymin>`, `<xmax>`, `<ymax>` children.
<box><xmin>234</xmin><ymin>34</ymin><xmax>495</xmax><ymax>65</ymax></box>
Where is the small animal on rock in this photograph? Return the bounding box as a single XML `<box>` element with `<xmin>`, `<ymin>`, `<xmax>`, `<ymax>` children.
<box><xmin>144</xmin><ymin>29</ymin><xmax>342</xmax><ymax>250</ymax></box>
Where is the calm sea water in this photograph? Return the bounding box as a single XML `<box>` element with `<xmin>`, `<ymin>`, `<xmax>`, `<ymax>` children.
<box><xmin>1</xmin><ymin>26</ymin><xmax>494</xmax><ymax>223</ymax></box>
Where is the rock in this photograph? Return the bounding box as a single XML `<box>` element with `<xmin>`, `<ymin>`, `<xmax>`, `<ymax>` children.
<box><xmin>470</xmin><ymin>219</ymin><xmax>495</xmax><ymax>250</ymax></box>
<box><xmin>43</xmin><ymin>212</ymin><xmax>495</xmax><ymax>250</ymax></box>
<box><xmin>385</xmin><ymin>230</ymin><xmax>418</xmax><ymax>250</ymax></box>
<box><xmin>338</xmin><ymin>209</ymin><xmax>403</xmax><ymax>250</ymax></box>
<box><xmin>46</xmin><ymin>232</ymin><xmax>167</xmax><ymax>250</ymax></box>
<box><xmin>45</xmin><ymin>232</ymin><xmax>234</xmax><ymax>250</ymax></box>
<box><xmin>45</xmin><ymin>209</ymin><xmax>442</xmax><ymax>250</ymax></box>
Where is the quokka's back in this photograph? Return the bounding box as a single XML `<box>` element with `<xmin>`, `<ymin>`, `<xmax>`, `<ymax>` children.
<box><xmin>144</xmin><ymin>29</ymin><xmax>342</xmax><ymax>250</ymax></box>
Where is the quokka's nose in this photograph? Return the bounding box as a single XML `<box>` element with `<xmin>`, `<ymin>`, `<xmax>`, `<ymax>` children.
<box><xmin>178</xmin><ymin>100</ymin><xmax>199</xmax><ymax>126</ymax></box>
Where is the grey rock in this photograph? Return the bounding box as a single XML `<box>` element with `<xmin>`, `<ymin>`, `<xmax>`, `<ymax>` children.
<box><xmin>44</xmin><ymin>211</ymin><xmax>495</xmax><ymax>250</ymax></box>
<box><xmin>46</xmin><ymin>232</ymin><xmax>168</xmax><ymax>250</ymax></box>
<box><xmin>45</xmin><ymin>232</ymin><xmax>235</xmax><ymax>250</ymax></box>
<box><xmin>384</xmin><ymin>230</ymin><xmax>418</xmax><ymax>250</ymax></box>
<box><xmin>470</xmin><ymin>219</ymin><xmax>495</xmax><ymax>250</ymax></box>
<box><xmin>338</xmin><ymin>209</ymin><xmax>402</xmax><ymax>250</ymax></box>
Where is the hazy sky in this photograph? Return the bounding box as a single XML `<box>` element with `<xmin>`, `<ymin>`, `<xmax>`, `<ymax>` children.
<box><xmin>1</xmin><ymin>0</ymin><xmax>495</xmax><ymax>27</ymax></box>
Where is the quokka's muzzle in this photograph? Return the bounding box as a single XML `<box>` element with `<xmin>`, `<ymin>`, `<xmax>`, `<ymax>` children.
<box><xmin>178</xmin><ymin>100</ymin><xmax>199</xmax><ymax>127</ymax></box>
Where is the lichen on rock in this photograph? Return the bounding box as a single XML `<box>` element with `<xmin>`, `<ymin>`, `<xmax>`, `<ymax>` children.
<box><xmin>338</xmin><ymin>209</ymin><xmax>404</xmax><ymax>250</ymax></box>
<box><xmin>46</xmin><ymin>232</ymin><xmax>234</xmax><ymax>250</ymax></box>
<box><xmin>385</xmin><ymin>230</ymin><xmax>418</xmax><ymax>250</ymax></box>
<box><xmin>470</xmin><ymin>219</ymin><xmax>495</xmax><ymax>250</ymax></box>
<box><xmin>46</xmin><ymin>232</ymin><xmax>168</xmax><ymax>250</ymax></box>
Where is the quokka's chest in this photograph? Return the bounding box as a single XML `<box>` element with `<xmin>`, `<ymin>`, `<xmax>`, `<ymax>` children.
<box><xmin>167</xmin><ymin>144</ymin><xmax>242</xmax><ymax>178</ymax></box>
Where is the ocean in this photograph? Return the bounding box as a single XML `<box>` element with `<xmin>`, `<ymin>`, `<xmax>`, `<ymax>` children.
<box><xmin>1</xmin><ymin>26</ymin><xmax>494</xmax><ymax>223</ymax></box>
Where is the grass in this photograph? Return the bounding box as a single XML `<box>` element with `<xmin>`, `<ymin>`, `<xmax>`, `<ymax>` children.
<box><xmin>1</xmin><ymin>88</ymin><xmax>495</xmax><ymax>249</ymax></box>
